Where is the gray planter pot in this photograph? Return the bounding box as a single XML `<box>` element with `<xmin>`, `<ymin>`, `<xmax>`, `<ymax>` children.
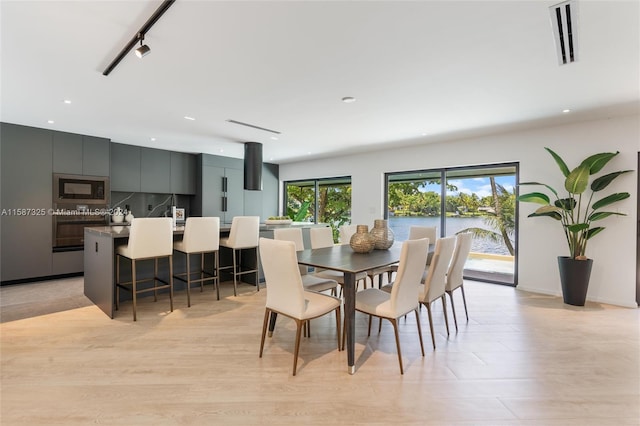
<box><xmin>557</xmin><ymin>256</ymin><xmax>593</xmax><ymax>306</ymax></box>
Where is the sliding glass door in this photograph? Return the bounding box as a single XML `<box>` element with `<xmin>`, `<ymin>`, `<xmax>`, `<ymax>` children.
<box><xmin>386</xmin><ymin>163</ymin><xmax>518</xmax><ymax>286</ymax></box>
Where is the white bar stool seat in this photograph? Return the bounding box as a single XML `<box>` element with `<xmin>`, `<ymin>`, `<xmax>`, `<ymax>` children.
<box><xmin>115</xmin><ymin>218</ymin><xmax>174</xmax><ymax>321</ymax></box>
<box><xmin>173</xmin><ymin>217</ymin><xmax>220</xmax><ymax>307</ymax></box>
<box><xmin>219</xmin><ymin>216</ymin><xmax>260</xmax><ymax>296</ymax></box>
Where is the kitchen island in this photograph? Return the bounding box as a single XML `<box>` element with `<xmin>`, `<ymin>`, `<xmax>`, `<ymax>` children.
<box><xmin>84</xmin><ymin>222</ymin><xmax>328</xmax><ymax>318</ymax></box>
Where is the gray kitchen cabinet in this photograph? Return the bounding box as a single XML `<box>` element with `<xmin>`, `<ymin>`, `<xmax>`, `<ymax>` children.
<box><xmin>0</xmin><ymin>123</ymin><xmax>53</xmax><ymax>282</ymax></box>
<box><xmin>110</xmin><ymin>143</ymin><xmax>141</xmax><ymax>192</ymax></box>
<box><xmin>53</xmin><ymin>131</ymin><xmax>83</xmax><ymax>174</ymax></box>
<box><xmin>170</xmin><ymin>152</ymin><xmax>196</xmax><ymax>195</ymax></box>
<box><xmin>82</xmin><ymin>136</ymin><xmax>110</xmax><ymax>176</ymax></box>
<box><xmin>140</xmin><ymin>147</ymin><xmax>171</xmax><ymax>193</ymax></box>
<box><xmin>53</xmin><ymin>132</ymin><xmax>110</xmax><ymax>177</ymax></box>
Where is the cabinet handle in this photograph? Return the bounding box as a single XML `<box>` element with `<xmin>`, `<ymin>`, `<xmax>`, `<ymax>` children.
<box><xmin>222</xmin><ymin>176</ymin><xmax>228</xmax><ymax>193</ymax></box>
<box><xmin>222</xmin><ymin>196</ymin><xmax>227</xmax><ymax>212</ymax></box>
<box><xmin>95</xmin><ymin>241</ymin><xmax>99</xmax><ymax>252</ymax></box>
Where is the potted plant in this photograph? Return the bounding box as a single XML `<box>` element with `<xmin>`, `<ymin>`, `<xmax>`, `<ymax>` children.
<box><xmin>518</xmin><ymin>147</ymin><xmax>631</xmax><ymax>306</ymax></box>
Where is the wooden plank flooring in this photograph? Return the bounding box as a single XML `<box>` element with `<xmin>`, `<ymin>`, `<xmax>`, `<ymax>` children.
<box><xmin>1</xmin><ymin>278</ymin><xmax>639</xmax><ymax>425</ymax></box>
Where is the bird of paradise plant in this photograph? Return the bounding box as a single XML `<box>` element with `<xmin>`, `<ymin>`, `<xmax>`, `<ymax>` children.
<box><xmin>518</xmin><ymin>147</ymin><xmax>631</xmax><ymax>260</ymax></box>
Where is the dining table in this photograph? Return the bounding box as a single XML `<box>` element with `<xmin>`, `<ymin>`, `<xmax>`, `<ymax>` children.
<box><xmin>295</xmin><ymin>243</ymin><xmax>404</xmax><ymax>374</ymax></box>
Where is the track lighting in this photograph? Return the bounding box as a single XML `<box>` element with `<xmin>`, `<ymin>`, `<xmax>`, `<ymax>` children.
<box><xmin>135</xmin><ymin>33</ymin><xmax>150</xmax><ymax>58</ymax></box>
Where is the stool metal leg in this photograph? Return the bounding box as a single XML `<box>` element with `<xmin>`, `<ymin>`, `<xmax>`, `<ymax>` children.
<box><xmin>132</xmin><ymin>259</ymin><xmax>137</xmax><ymax>321</ymax></box>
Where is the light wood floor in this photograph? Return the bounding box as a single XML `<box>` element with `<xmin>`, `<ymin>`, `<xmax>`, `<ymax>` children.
<box><xmin>1</xmin><ymin>277</ymin><xmax>639</xmax><ymax>425</ymax></box>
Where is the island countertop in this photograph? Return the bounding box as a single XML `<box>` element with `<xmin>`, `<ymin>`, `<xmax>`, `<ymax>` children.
<box><xmin>85</xmin><ymin>222</ymin><xmax>327</xmax><ymax>239</ymax></box>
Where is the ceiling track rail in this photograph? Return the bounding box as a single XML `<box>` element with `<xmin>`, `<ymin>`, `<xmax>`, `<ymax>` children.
<box><xmin>102</xmin><ymin>0</ymin><xmax>176</xmax><ymax>76</ymax></box>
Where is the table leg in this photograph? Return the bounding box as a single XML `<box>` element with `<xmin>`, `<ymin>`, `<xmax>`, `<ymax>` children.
<box><xmin>343</xmin><ymin>271</ymin><xmax>356</xmax><ymax>374</ymax></box>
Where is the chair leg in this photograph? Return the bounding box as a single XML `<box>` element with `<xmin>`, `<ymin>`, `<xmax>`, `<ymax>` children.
<box><xmin>186</xmin><ymin>253</ymin><xmax>191</xmax><ymax>307</ymax></box>
<box><xmin>132</xmin><ymin>259</ymin><xmax>137</xmax><ymax>321</ymax></box>
<box><xmin>232</xmin><ymin>249</ymin><xmax>238</xmax><ymax>296</ymax></box>
<box><xmin>414</xmin><ymin>309</ymin><xmax>425</xmax><ymax>356</ymax></box>
<box><xmin>293</xmin><ymin>319</ymin><xmax>304</xmax><ymax>376</ymax></box>
<box><xmin>153</xmin><ymin>258</ymin><xmax>159</xmax><ymax>302</ymax></box>
<box><xmin>168</xmin><ymin>255</ymin><xmax>174</xmax><ymax>313</ymax></box>
<box><xmin>254</xmin><ymin>247</ymin><xmax>260</xmax><ymax>292</ymax></box>
<box><xmin>390</xmin><ymin>318</ymin><xmax>404</xmax><ymax>374</ymax></box>
<box><xmin>447</xmin><ymin>291</ymin><xmax>459</xmax><ymax>331</ymax></box>
<box><xmin>425</xmin><ymin>302</ymin><xmax>436</xmax><ymax>349</ymax></box>
<box><xmin>199</xmin><ymin>253</ymin><xmax>205</xmax><ymax>292</ymax></box>
<box><xmin>259</xmin><ymin>309</ymin><xmax>270</xmax><ymax>357</ymax></box>
<box><xmin>335</xmin><ymin>306</ymin><xmax>341</xmax><ymax>351</ymax></box>
<box><xmin>460</xmin><ymin>284</ymin><xmax>469</xmax><ymax>321</ymax></box>
<box><xmin>441</xmin><ymin>295</ymin><xmax>450</xmax><ymax>336</ymax></box>
<box><xmin>368</xmin><ymin>315</ymin><xmax>373</xmax><ymax>336</ymax></box>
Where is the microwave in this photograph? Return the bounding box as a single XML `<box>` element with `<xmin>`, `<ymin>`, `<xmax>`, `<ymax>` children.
<box><xmin>53</xmin><ymin>174</ymin><xmax>109</xmax><ymax>205</ymax></box>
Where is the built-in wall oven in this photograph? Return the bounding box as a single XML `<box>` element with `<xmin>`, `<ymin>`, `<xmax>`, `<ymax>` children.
<box><xmin>52</xmin><ymin>174</ymin><xmax>109</xmax><ymax>252</ymax></box>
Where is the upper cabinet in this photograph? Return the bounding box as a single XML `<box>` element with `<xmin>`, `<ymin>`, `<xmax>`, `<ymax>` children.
<box><xmin>110</xmin><ymin>143</ymin><xmax>141</xmax><ymax>192</ymax></box>
<box><xmin>170</xmin><ymin>152</ymin><xmax>196</xmax><ymax>195</ymax></box>
<box><xmin>111</xmin><ymin>143</ymin><xmax>196</xmax><ymax>194</ymax></box>
<box><xmin>53</xmin><ymin>131</ymin><xmax>110</xmax><ymax>176</ymax></box>
<box><xmin>140</xmin><ymin>147</ymin><xmax>170</xmax><ymax>193</ymax></box>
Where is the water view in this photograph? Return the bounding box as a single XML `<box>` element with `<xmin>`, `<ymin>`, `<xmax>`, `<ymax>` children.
<box><xmin>388</xmin><ymin>216</ymin><xmax>512</xmax><ymax>256</ymax></box>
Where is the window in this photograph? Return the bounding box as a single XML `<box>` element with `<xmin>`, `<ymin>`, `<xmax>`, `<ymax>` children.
<box><xmin>284</xmin><ymin>176</ymin><xmax>351</xmax><ymax>242</ymax></box>
<box><xmin>386</xmin><ymin>164</ymin><xmax>518</xmax><ymax>286</ymax></box>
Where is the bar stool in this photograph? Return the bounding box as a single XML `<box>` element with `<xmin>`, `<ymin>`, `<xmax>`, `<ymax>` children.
<box><xmin>219</xmin><ymin>216</ymin><xmax>260</xmax><ymax>296</ymax></box>
<box><xmin>173</xmin><ymin>217</ymin><xmax>220</xmax><ymax>307</ymax></box>
<box><xmin>115</xmin><ymin>218</ymin><xmax>174</xmax><ymax>321</ymax></box>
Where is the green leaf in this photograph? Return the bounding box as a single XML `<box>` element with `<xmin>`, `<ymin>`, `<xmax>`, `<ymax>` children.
<box><xmin>555</xmin><ymin>197</ymin><xmax>576</xmax><ymax>211</ymax></box>
<box><xmin>545</xmin><ymin>147</ymin><xmax>570</xmax><ymax>177</ymax></box>
<box><xmin>591</xmin><ymin>170</ymin><xmax>632</xmax><ymax>192</ymax></box>
<box><xmin>588</xmin><ymin>211</ymin><xmax>626</xmax><ymax>221</ymax></box>
<box><xmin>519</xmin><ymin>181</ymin><xmax>558</xmax><ymax>197</ymax></box>
<box><xmin>518</xmin><ymin>192</ymin><xmax>549</xmax><ymax>205</ymax></box>
<box><xmin>528</xmin><ymin>205</ymin><xmax>562</xmax><ymax>220</ymax></box>
<box><xmin>567</xmin><ymin>223</ymin><xmax>589</xmax><ymax>233</ymax></box>
<box><xmin>565</xmin><ymin>164</ymin><xmax>590</xmax><ymax>194</ymax></box>
<box><xmin>592</xmin><ymin>192</ymin><xmax>630</xmax><ymax>210</ymax></box>
<box><xmin>587</xmin><ymin>227</ymin><xmax>605</xmax><ymax>239</ymax></box>
<box><xmin>580</xmin><ymin>151</ymin><xmax>619</xmax><ymax>174</ymax></box>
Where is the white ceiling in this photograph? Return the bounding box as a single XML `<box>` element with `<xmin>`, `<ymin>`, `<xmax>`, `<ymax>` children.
<box><xmin>1</xmin><ymin>1</ymin><xmax>638</xmax><ymax>164</ymax></box>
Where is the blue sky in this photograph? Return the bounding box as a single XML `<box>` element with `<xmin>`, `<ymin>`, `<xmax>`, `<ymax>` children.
<box><xmin>420</xmin><ymin>176</ymin><xmax>516</xmax><ymax>198</ymax></box>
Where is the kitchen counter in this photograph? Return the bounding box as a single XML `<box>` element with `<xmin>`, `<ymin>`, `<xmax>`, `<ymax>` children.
<box><xmin>83</xmin><ymin>221</ymin><xmax>329</xmax><ymax>318</ymax></box>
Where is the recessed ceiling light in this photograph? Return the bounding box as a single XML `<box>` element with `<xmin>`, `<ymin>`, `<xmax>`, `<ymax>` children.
<box><xmin>219</xmin><ymin>149</ymin><xmax>224</xmax><ymax>153</ymax></box>
<box><xmin>562</xmin><ymin>109</ymin><xmax>571</xmax><ymax>113</ymax></box>
<box><xmin>341</xmin><ymin>96</ymin><xmax>356</xmax><ymax>103</ymax></box>
<box><xmin>150</xmin><ymin>137</ymin><xmax>156</xmax><ymax>141</ymax></box>
<box><xmin>184</xmin><ymin>116</ymin><xmax>195</xmax><ymax>121</ymax></box>
<box><xmin>270</xmin><ymin>136</ymin><xmax>278</xmax><ymax>140</ymax></box>
<box><xmin>421</xmin><ymin>132</ymin><xmax>427</xmax><ymax>136</ymax></box>
<box><xmin>63</xmin><ymin>100</ymin><xmax>71</xmax><ymax>104</ymax></box>
<box><xmin>47</xmin><ymin>120</ymin><xmax>54</xmax><ymax>124</ymax></box>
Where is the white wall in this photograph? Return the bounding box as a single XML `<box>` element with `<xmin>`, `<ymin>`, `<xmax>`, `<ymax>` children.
<box><xmin>280</xmin><ymin>115</ymin><xmax>639</xmax><ymax>308</ymax></box>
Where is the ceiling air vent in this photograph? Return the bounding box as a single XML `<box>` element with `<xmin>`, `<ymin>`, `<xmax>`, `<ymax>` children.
<box><xmin>549</xmin><ymin>0</ymin><xmax>578</xmax><ymax>65</ymax></box>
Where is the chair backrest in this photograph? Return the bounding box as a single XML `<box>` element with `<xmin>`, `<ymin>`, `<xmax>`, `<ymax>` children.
<box><xmin>273</xmin><ymin>228</ymin><xmax>307</xmax><ymax>275</ymax></box>
<box><xmin>127</xmin><ymin>218</ymin><xmax>174</xmax><ymax>258</ymax></box>
<box><xmin>408</xmin><ymin>226</ymin><xmax>437</xmax><ymax>242</ymax></box>
<box><xmin>227</xmin><ymin>216</ymin><xmax>260</xmax><ymax>248</ymax></box>
<box><xmin>259</xmin><ymin>238</ymin><xmax>306</xmax><ymax>318</ymax></box>
<box><xmin>309</xmin><ymin>226</ymin><xmax>335</xmax><ymax>249</ymax></box>
<box><xmin>421</xmin><ymin>236</ymin><xmax>457</xmax><ymax>304</ymax></box>
<box><xmin>389</xmin><ymin>238</ymin><xmax>430</xmax><ymax>316</ymax></box>
<box><xmin>446</xmin><ymin>232</ymin><xmax>473</xmax><ymax>292</ymax></box>
<box><xmin>182</xmin><ymin>217</ymin><xmax>220</xmax><ymax>253</ymax></box>
<box><xmin>339</xmin><ymin>224</ymin><xmax>357</xmax><ymax>245</ymax></box>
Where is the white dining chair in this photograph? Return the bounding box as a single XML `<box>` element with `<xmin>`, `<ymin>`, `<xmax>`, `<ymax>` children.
<box><xmin>418</xmin><ymin>235</ymin><xmax>456</xmax><ymax>349</ymax></box>
<box><xmin>446</xmin><ymin>232</ymin><xmax>473</xmax><ymax>331</ymax></box>
<box><xmin>273</xmin><ymin>228</ymin><xmax>338</xmax><ymax>295</ymax></box>
<box><xmin>173</xmin><ymin>216</ymin><xmax>220</xmax><ymax>307</ymax></box>
<box><xmin>353</xmin><ymin>238</ymin><xmax>429</xmax><ymax>374</ymax></box>
<box><xmin>258</xmin><ymin>238</ymin><xmax>342</xmax><ymax>376</ymax></box>
<box><xmin>309</xmin><ymin>227</ymin><xmax>369</xmax><ymax>293</ymax></box>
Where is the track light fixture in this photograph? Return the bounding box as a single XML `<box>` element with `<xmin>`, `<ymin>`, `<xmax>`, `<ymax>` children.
<box><xmin>102</xmin><ymin>0</ymin><xmax>175</xmax><ymax>76</ymax></box>
<box><xmin>135</xmin><ymin>33</ymin><xmax>151</xmax><ymax>58</ymax></box>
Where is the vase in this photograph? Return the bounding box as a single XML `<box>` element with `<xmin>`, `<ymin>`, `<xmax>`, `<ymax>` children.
<box><xmin>349</xmin><ymin>225</ymin><xmax>375</xmax><ymax>253</ymax></box>
<box><xmin>370</xmin><ymin>219</ymin><xmax>394</xmax><ymax>250</ymax></box>
<box><xmin>558</xmin><ymin>256</ymin><xmax>593</xmax><ymax>306</ymax></box>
